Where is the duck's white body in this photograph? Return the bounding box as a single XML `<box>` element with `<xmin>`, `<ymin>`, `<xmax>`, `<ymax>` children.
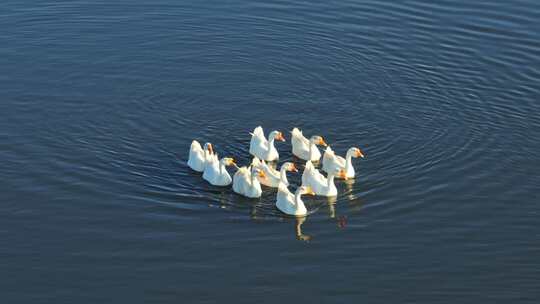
<box><xmin>249</xmin><ymin>126</ymin><xmax>285</xmax><ymax>161</ymax></box>
<box><xmin>301</xmin><ymin>161</ymin><xmax>324</xmax><ymax>187</ymax></box>
<box><xmin>232</xmin><ymin>166</ymin><xmax>263</xmax><ymax>198</ymax></box>
<box><xmin>276</xmin><ymin>185</ymin><xmax>313</xmax><ymax>216</ymax></box>
<box><xmin>232</xmin><ymin>166</ymin><xmax>250</xmax><ymax>196</ymax></box>
<box><xmin>203</xmin><ymin>156</ymin><xmax>233</xmax><ymax>186</ymax></box>
<box><xmin>252</xmin><ymin>158</ymin><xmax>297</xmax><ymax>188</ymax></box>
<box><xmin>302</xmin><ymin>161</ymin><xmax>344</xmax><ymax>197</ymax></box>
<box><xmin>322</xmin><ymin>146</ymin><xmax>364</xmax><ymax>179</ymax></box>
<box><xmin>187</xmin><ymin>140</ymin><xmax>213</xmax><ymax>172</ymax></box>
<box><xmin>291</xmin><ymin>128</ymin><xmax>326</xmax><ymax>161</ymax></box>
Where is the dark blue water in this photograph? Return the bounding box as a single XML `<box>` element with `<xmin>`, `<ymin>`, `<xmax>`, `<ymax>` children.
<box><xmin>2</xmin><ymin>0</ymin><xmax>540</xmax><ymax>303</ymax></box>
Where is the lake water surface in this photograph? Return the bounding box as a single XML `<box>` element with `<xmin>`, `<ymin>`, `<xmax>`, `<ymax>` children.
<box><xmin>2</xmin><ymin>0</ymin><xmax>540</xmax><ymax>303</ymax></box>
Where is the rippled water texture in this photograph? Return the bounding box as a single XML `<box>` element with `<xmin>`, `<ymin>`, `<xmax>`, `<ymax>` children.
<box><xmin>2</xmin><ymin>0</ymin><xmax>540</xmax><ymax>303</ymax></box>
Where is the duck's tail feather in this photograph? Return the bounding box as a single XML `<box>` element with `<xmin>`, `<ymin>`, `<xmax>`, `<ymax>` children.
<box><xmin>191</xmin><ymin>139</ymin><xmax>202</xmax><ymax>151</ymax></box>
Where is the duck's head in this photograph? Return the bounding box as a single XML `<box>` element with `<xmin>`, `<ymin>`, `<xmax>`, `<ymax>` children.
<box><xmin>298</xmin><ymin>186</ymin><xmax>316</xmax><ymax>196</ymax></box>
<box><xmin>252</xmin><ymin>167</ymin><xmax>266</xmax><ymax>178</ymax></box>
<box><xmin>336</xmin><ymin>168</ymin><xmax>348</xmax><ymax>180</ymax></box>
<box><xmin>270</xmin><ymin>130</ymin><xmax>286</xmax><ymax>142</ymax></box>
<box><xmin>283</xmin><ymin>162</ymin><xmax>298</xmax><ymax>173</ymax></box>
<box><xmin>348</xmin><ymin>147</ymin><xmax>365</xmax><ymax>158</ymax></box>
<box><xmin>204</xmin><ymin>143</ymin><xmax>214</xmax><ymax>154</ymax></box>
<box><xmin>310</xmin><ymin>135</ymin><xmax>327</xmax><ymax>147</ymax></box>
<box><xmin>222</xmin><ymin>157</ymin><xmax>236</xmax><ymax>166</ymax></box>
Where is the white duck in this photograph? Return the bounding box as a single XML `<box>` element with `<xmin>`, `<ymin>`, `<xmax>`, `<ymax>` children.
<box><xmin>249</xmin><ymin>126</ymin><xmax>285</xmax><ymax>161</ymax></box>
<box><xmin>232</xmin><ymin>166</ymin><xmax>266</xmax><ymax>198</ymax></box>
<box><xmin>187</xmin><ymin>140</ymin><xmax>214</xmax><ymax>172</ymax></box>
<box><xmin>252</xmin><ymin>157</ymin><xmax>298</xmax><ymax>187</ymax></box>
<box><xmin>202</xmin><ymin>155</ymin><xmax>235</xmax><ymax>186</ymax></box>
<box><xmin>291</xmin><ymin>128</ymin><xmax>327</xmax><ymax>161</ymax></box>
<box><xmin>302</xmin><ymin>161</ymin><xmax>347</xmax><ymax>197</ymax></box>
<box><xmin>322</xmin><ymin>146</ymin><xmax>365</xmax><ymax>179</ymax></box>
<box><xmin>276</xmin><ymin>184</ymin><xmax>315</xmax><ymax>216</ymax></box>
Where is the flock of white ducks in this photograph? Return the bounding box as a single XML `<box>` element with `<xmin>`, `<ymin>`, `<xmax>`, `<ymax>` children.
<box><xmin>188</xmin><ymin>126</ymin><xmax>365</xmax><ymax>216</ymax></box>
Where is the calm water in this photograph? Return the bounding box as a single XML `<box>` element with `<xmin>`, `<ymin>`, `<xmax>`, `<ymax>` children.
<box><xmin>2</xmin><ymin>0</ymin><xmax>540</xmax><ymax>302</ymax></box>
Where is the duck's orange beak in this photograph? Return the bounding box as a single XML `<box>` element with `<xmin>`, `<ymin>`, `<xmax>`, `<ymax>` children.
<box><xmin>338</xmin><ymin>169</ymin><xmax>348</xmax><ymax>180</ymax></box>
<box><xmin>356</xmin><ymin>149</ymin><xmax>364</xmax><ymax>158</ymax></box>
<box><xmin>208</xmin><ymin>143</ymin><xmax>214</xmax><ymax>154</ymax></box>
<box><xmin>229</xmin><ymin>158</ymin><xmax>236</xmax><ymax>166</ymax></box>
<box><xmin>319</xmin><ymin>138</ymin><xmax>328</xmax><ymax>146</ymax></box>
<box><xmin>276</xmin><ymin>132</ymin><xmax>285</xmax><ymax>142</ymax></box>
<box><xmin>258</xmin><ymin>170</ymin><xmax>266</xmax><ymax>178</ymax></box>
<box><xmin>290</xmin><ymin>163</ymin><xmax>299</xmax><ymax>173</ymax></box>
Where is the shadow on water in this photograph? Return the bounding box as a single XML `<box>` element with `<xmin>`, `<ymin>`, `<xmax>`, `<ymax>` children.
<box><xmin>184</xmin><ymin>160</ymin><xmax>369</xmax><ymax>241</ymax></box>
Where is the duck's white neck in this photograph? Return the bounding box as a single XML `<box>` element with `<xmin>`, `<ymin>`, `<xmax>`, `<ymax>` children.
<box><xmin>219</xmin><ymin>161</ymin><xmax>227</xmax><ymax>175</ymax></box>
<box><xmin>250</xmin><ymin>171</ymin><xmax>260</xmax><ymax>187</ymax></box>
<box><xmin>268</xmin><ymin>135</ymin><xmax>276</xmax><ymax>151</ymax></box>
<box><xmin>345</xmin><ymin>150</ymin><xmax>354</xmax><ymax>171</ymax></box>
<box><xmin>309</xmin><ymin>142</ymin><xmax>317</xmax><ymax>159</ymax></box>
<box><xmin>344</xmin><ymin>149</ymin><xmax>356</xmax><ymax>176</ymax></box>
<box><xmin>294</xmin><ymin>191</ymin><xmax>305</xmax><ymax>207</ymax></box>
<box><xmin>203</xmin><ymin>150</ymin><xmax>212</xmax><ymax>170</ymax></box>
<box><xmin>279</xmin><ymin>166</ymin><xmax>289</xmax><ymax>185</ymax></box>
<box><xmin>327</xmin><ymin>173</ymin><xmax>337</xmax><ymax>188</ymax></box>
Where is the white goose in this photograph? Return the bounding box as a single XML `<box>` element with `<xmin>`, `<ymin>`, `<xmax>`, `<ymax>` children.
<box><xmin>291</xmin><ymin>128</ymin><xmax>327</xmax><ymax>161</ymax></box>
<box><xmin>322</xmin><ymin>146</ymin><xmax>365</xmax><ymax>179</ymax></box>
<box><xmin>232</xmin><ymin>166</ymin><xmax>265</xmax><ymax>198</ymax></box>
<box><xmin>302</xmin><ymin>161</ymin><xmax>346</xmax><ymax>197</ymax></box>
<box><xmin>202</xmin><ymin>155</ymin><xmax>235</xmax><ymax>186</ymax></box>
<box><xmin>249</xmin><ymin>126</ymin><xmax>285</xmax><ymax>161</ymax></box>
<box><xmin>276</xmin><ymin>184</ymin><xmax>315</xmax><ymax>216</ymax></box>
<box><xmin>187</xmin><ymin>140</ymin><xmax>214</xmax><ymax>172</ymax></box>
<box><xmin>252</xmin><ymin>158</ymin><xmax>298</xmax><ymax>187</ymax></box>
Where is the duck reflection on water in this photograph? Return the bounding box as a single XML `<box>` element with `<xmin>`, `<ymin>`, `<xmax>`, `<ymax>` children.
<box><xmin>295</xmin><ymin>216</ymin><xmax>311</xmax><ymax>241</ymax></box>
